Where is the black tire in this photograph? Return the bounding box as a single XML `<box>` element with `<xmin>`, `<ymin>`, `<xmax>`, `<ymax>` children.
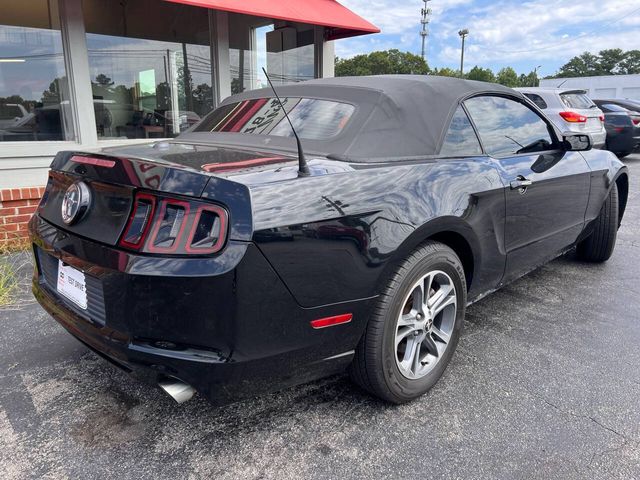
<box><xmin>349</xmin><ymin>241</ymin><xmax>466</xmax><ymax>404</ymax></box>
<box><xmin>577</xmin><ymin>183</ymin><xmax>619</xmax><ymax>262</ymax></box>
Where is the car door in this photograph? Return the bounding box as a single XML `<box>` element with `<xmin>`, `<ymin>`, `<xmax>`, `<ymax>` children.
<box><xmin>464</xmin><ymin>95</ymin><xmax>591</xmax><ymax>284</ymax></box>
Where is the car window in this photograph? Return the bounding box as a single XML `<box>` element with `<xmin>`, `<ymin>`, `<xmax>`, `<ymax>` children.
<box><xmin>523</xmin><ymin>93</ymin><xmax>548</xmax><ymax>109</ymax></box>
<box><xmin>464</xmin><ymin>96</ymin><xmax>555</xmax><ymax>157</ymax></box>
<box><xmin>195</xmin><ymin>97</ymin><xmax>355</xmax><ymax>140</ymax></box>
<box><xmin>439</xmin><ymin>106</ymin><xmax>483</xmax><ymax>156</ymax></box>
<box><xmin>602</xmin><ymin>104</ymin><xmax>627</xmax><ymax>112</ymax></box>
<box><xmin>560</xmin><ymin>92</ymin><xmax>594</xmax><ymax>109</ymax></box>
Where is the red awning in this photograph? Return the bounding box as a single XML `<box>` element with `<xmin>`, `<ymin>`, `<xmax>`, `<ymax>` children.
<box><xmin>163</xmin><ymin>0</ymin><xmax>380</xmax><ymax>40</ymax></box>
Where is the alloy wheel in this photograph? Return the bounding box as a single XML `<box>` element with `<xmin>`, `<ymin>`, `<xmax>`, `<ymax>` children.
<box><xmin>394</xmin><ymin>270</ymin><xmax>457</xmax><ymax>380</ymax></box>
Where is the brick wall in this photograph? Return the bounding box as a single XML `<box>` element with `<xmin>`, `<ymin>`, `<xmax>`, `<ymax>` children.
<box><xmin>0</xmin><ymin>187</ymin><xmax>45</xmax><ymax>249</ymax></box>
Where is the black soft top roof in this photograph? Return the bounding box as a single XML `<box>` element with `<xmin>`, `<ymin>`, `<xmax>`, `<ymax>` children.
<box><xmin>189</xmin><ymin>75</ymin><xmax>519</xmax><ymax>161</ymax></box>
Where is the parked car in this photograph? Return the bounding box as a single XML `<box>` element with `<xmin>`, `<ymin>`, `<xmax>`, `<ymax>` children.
<box><xmin>0</xmin><ymin>103</ymin><xmax>29</xmax><ymax>129</ymax></box>
<box><xmin>30</xmin><ymin>76</ymin><xmax>628</xmax><ymax>406</ymax></box>
<box><xmin>593</xmin><ymin>100</ymin><xmax>640</xmax><ymax>156</ymax></box>
<box><xmin>595</xmin><ymin>98</ymin><xmax>640</xmax><ymax>115</ymax></box>
<box><xmin>516</xmin><ymin>87</ymin><xmax>606</xmax><ymax>148</ymax></box>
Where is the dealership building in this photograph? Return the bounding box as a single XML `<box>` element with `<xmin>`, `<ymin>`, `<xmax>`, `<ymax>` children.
<box><xmin>0</xmin><ymin>0</ymin><xmax>378</xmax><ymax>244</ymax></box>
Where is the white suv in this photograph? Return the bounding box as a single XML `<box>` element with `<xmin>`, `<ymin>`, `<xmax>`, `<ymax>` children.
<box><xmin>515</xmin><ymin>88</ymin><xmax>606</xmax><ymax>148</ymax></box>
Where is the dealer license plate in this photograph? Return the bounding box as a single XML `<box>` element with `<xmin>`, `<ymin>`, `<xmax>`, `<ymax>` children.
<box><xmin>56</xmin><ymin>260</ymin><xmax>87</xmax><ymax>310</ymax></box>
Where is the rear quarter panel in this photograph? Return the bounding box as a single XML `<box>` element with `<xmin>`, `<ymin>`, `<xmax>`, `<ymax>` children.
<box><xmin>580</xmin><ymin>148</ymin><xmax>627</xmax><ymax>223</ymax></box>
<box><xmin>250</xmin><ymin>157</ymin><xmax>507</xmax><ymax>307</ymax></box>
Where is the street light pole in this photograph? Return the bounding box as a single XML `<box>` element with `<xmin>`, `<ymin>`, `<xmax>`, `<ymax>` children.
<box><xmin>458</xmin><ymin>29</ymin><xmax>469</xmax><ymax>76</ymax></box>
<box><xmin>532</xmin><ymin>65</ymin><xmax>542</xmax><ymax>87</ymax></box>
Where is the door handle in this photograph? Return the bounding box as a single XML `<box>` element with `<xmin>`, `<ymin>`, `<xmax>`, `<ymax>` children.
<box><xmin>510</xmin><ymin>176</ymin><xmax>533</xmax><ymax>190</ymax></box>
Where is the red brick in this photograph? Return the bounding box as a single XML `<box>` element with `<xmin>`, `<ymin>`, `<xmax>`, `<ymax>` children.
<box><xmin>5</xmin><ymin>214</ymin><xmax>32</xmax><ymax>224</ymax></box>
<box><xmin>6</xmin><ymin>200</ymin><xmax>30</xmax><ymax>208</ymax></box>
<box><xmin>0</xmin><ymin>189</ymin><xmax>12</xmax><ymax>201</ymax></box>
<box><xmin>0</xmin><ymin>207</ymin><xmax>16</xmax><ymax>217</ymax></box>
<box><xmin>27</xmin><ymin>199</ymin><xmax>42</xmax><ymax>206</ymax></box>
<box><xmin>11</xmin><ymin>189</ymin><xmax>21</xmax><ymax>200</ymax></box>
<box><xmin>17</xmin><ymin>206</ymin><xmax>37</xmax><ymax>215</ymax></box>
<box><xmin>0</xmin><ymin>223</ymin><xmax>18</xmax><ymax>232</ymax></box>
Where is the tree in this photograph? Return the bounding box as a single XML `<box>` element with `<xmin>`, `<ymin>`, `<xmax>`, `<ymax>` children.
<box><xmin>465</xmin><ymin>66</ymin><xmax>495</xmax><ymax>83</ymax></box>
<box><xmin>431</xmin><ymin>67</ymin><xmax>461</xmax><ymax>77</ymax></box>
<box><xmin>555</xmin><ymin>49</ymin><xmax>640</xmax><ymax>77</ymax></box>
<box><xmin>618</xmin><ymin>50</ymin><xmax>640</xmax><ymax>75</ymax></box>
<box><xmin>518</xmin><ymin>71</ymin><xmax>539</xmax><ymax>87</ymax></box>
<box><xmin>496</xmin><ymin>67</ymin><xmax>519</xmax><ymax>87</ymax></box>
<box><xmin>335</xmin><ymin>49</ymin><xmax>430</xmax><ymax>76</ymax></box>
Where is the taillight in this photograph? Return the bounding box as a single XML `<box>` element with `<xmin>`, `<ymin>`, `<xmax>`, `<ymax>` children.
<box><xmin>559</xmin><ymin>111</ymin><xmax>587</xmax><ymax>123</ymax></box>
<box><xmin>120</xmin><ymin>193</ymin><xmax>156</xmax><ymax>250</ymax></box>
<box><xmin>599</xmin><ymin>114</ymin><xmax>605</xmax><ymax>122</ymax></box>
<box><xmin>118</xmin><ymin>192</ymin><xmax>228</xmax><ymax>255</ymax></box>
<box><xmin>632</xmin><ymin>118</ymin><xmax>640</xmax><ymax>126</ymax></box>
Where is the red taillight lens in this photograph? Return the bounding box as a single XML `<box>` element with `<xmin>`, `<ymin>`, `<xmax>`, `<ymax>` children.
<box><xmin>559</xmin><ymin>111</ymin><xmax>587</xmax><ymax>123</ymax></box>
<box><xmin>632</xmin><ymin>118</ymin><xmax>640</xmax><ymax>125</ymax></box>
<box><xmin>118</xmin><ymin>192</ymin><xmax>228</xmax><ymax>255</ymax></box>
<box><xmin>599</xmin><ymin>115</ymin><xmax>605</xmax><ymax>122</ymax></box>
<box><xmin>185</xmin><ymin>205</ymin><xmax>228</xmax><ymax>254</ymax></box>
<box><xmin>119</xmin><ymin>193</ymin><xmax>156</xmax><ymax>250</ymax></box>
<box><xmin>147</xmin><ymin>200</ymin><xmax>190</xmax><ymax>253</ymax></box>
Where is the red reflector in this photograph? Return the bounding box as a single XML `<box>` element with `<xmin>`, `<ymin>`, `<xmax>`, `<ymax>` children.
<box><xmin>633</xmin><ymin>118</ymin><xmax>640</xmax><ymax>125</ymax></box>
<box><xmin>559</xmin><ymin>111</ymin><xmax>587</xmax><ymax>123</ymax></box>
<box><xmin>71</xmin><ymin>155</ymin><xmax>116</xmax><ymax>168</ymax></box>
<box><xmin>310</xmin><ymin>313</ymin><xmax>353</xmax><ymax>329</ymax></box>
<box><xmin>599</xmin><ymin>115</ymin><xmax>605</xmax><ymax>122</ymax></box>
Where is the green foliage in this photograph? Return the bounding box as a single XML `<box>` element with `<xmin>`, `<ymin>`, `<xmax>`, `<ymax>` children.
<box><xmin>555</xmin><ymin>49</ymin><xmax>640</xmax><ymax>77</ymax></box>
<box><xmin>432</xmin><ymin>67</ymin><xmax>462</xmax><ymax>78</ymax></box>
<box><xmin>465</xmin><ymin>66</ymin><xmax>496</xmax><ymax>83</ymax></box>
<box><xmin>496</xmin><ymin>67</ymin><xmax>519</xmax><ymax>87</ymax></box>
<box><xmin>335</xmin><ymin>49</ymin><xmax>430</xmax><ymax>76</ymax></box>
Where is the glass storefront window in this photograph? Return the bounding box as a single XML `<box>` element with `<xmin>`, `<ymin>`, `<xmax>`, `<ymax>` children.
<box><xmin>229</xmin><ymin>15</ymin><xmax>315</xmax><ymax>94</ymax></box>
<box><xmin>0</xmin><ymin>0</ymin><xmax>75</xmax><ymax>142</ymax></box>
<box><xmin>83</xmin><ymin>0</ymin><xmax>214</xmax><ymax>140</ymax></box>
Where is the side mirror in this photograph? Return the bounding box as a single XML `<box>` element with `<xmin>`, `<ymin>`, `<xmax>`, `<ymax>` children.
<box><xmin>562</xmin><ymin>133</ymin><xmax>592</xmax><ymax>151</ymax></box>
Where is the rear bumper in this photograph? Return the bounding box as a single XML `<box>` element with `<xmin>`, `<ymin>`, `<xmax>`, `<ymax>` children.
<box><xmin>29</xmin><ymin>215</ymin><xmax>372</xmax><ymax>404</ymax></box>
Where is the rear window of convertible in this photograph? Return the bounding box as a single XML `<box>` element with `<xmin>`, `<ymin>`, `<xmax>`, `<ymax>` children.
<box><xmin>194</xmin><ymin>97</ymin><xmax>355</xmax><ymax>140</ymax></box>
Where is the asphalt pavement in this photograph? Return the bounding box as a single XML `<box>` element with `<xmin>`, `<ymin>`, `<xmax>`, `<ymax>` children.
<box><xmin>1</xmin><ymin>154</ymin><xmax>639</xmax><ymax>479</ymax></box>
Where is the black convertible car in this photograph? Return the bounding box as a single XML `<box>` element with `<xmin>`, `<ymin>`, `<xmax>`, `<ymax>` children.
<box><xmin>30</xmin><ymin>76</ymin><xmax>628</xmax><ymax>405</ymax></box>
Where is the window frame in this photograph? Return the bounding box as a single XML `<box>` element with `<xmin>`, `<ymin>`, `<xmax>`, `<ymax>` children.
<box><xmin>461</xmin><ymin>93</ymin><xmax>563</xmax><ymax>159</ymax></box>
<box><xmin>436</xmin><ymin>105</ymin><xmax>484</xmax><ymax>158</ymax></box>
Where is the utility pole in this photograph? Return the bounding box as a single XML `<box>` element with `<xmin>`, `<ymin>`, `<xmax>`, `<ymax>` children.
<box><xmin>458</xmin><ymin>29</ymin><xmax>469</xmax><ymax>75</ymax></box>
<box><xmin>420</xmin><ymin>0</ymin><xmax>432</xmax><ymax>64</ymax></box>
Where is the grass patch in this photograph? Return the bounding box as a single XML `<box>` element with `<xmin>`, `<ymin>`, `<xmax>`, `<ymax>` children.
<box><xmin>0</xmin><ymin>256</ymin><xmax>20</xmax><ymax>307</ymax></box>
<box><xmin>0</xmin><ymin>235</ymin><xmax>30</xmax><ymax>255</ymax></box>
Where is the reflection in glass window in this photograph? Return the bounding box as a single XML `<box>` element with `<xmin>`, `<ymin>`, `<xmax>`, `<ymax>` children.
<box><xmin>195</xmin><ymin>98</ymin><xmax>355</xmax><ymax>140</ymax></box>
<box><xmin>83</xmin><ymin>0</ymin><xmax>214</xmax><ymax>140</ymax></box>
<box><xmin>229</xmin><ymin>14</ymin><xmax>315</xmax><ymax>94</ymax></box>
<box><xmin>560</xmin><ymin>92</ymin><xmax>594</xmax><ymax>109</ymax></box>
<box><xmin>464</xmin><ymin>96</ymin><xmax>554</xmax><ymax>157</ymax></box>
<box><xmin>439</xmin><ymin>107</ymin><xmax>482</xmax><ymax>157</ymax></box>
<box><xmin>0</xmin><ymin>0</ymin><xmax>75</xmax><ymax>142</ymax></box>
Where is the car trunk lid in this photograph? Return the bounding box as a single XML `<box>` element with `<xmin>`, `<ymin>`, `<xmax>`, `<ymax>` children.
<box><xmin>36</xmin><ymin>143</ymin><xmax>292</xmax><ymax>246</ymax></box>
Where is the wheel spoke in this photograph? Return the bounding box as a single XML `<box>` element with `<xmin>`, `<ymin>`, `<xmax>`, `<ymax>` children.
<box><xmin>400</xmin><ymin>336</ymin><xmax>420</xmax><ymax>372</ymax></box>
<box><xmin>429</xmin><ymin>285</ymin><xmax>455</xmax><ymax>317</ymax></box>
<box><xmin>422</xmin><ymin>333</ymin><xmax>439</xmax><ymax>358</ymax></box>
<box><xmin>422</xmin><ymin>272</ymin><xmax>434</xmax><ymax>309</ymax></box>
<box><xmin>431</xmin><ymin>325</ymin><xmax>450</xmax><ymax>344</ymax></box>
<box><xmin>396</xmin><ymin>326</ymin><xmax>416</xmax><ymax>348</ymax></box>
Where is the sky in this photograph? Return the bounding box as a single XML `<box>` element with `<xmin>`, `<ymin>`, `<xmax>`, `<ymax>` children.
<box><xmin>337</xmin><ymin>0</ymin><xmax>640</xmax><ymax>77</ymax></box>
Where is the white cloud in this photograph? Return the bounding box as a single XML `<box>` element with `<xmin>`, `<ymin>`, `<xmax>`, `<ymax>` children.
<box><xmin>434</xmin><ymin>0</ymin><xmax>640</xmax><ymax>66</ymax></box>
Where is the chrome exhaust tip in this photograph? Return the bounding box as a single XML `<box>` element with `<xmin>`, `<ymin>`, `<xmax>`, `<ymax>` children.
<box><xmin>158</xmin><ymin>378</ymin><xmax>196</xmax><ymax>404</ymax></box>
